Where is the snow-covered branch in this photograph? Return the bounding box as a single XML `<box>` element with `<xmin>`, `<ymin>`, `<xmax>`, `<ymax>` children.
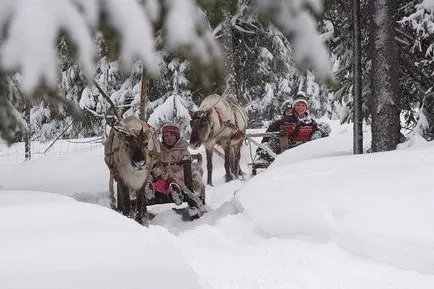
<box><xmin>0</xmin><ymin>0</ymin><xmax>332</xmax><ymax>95</ymax></box>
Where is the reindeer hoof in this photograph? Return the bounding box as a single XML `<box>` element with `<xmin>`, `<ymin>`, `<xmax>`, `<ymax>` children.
<box><xmin>110</xmin><ymin>200</ymin><xmax>117</xmax><ymax>210</ymax></box>
<box><xmin>225</xmin><ymin>174</ymin><xmax>233</xmax><ymax>182</ymax></box>
<box><xmin>136</xmin><ymin>212</ymin><xmax>154</xmax><ymax>226</ymax></box>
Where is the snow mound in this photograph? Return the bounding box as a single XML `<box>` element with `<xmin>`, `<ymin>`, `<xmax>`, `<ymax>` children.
<box><xmin>0</xmin><ymin>190</ymin><xmax>205</xmax><ymax>289</ymax></box>
<box><xmin>236</xmin><ymin>142</ymin><xmax>434</xmax><ymax>274</ymax></box>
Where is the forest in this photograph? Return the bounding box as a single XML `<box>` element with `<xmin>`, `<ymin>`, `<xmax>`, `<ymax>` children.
<box><xmin>0</xmin><ymin>0</ymin><xmax>432</xmax><ymax>152</ymax></box>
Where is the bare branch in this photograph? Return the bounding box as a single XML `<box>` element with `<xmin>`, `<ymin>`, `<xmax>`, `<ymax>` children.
<box><xmin>92</xmin><ymin>80</ymin><xmax>121</xmax><ymax>122</ymax></box>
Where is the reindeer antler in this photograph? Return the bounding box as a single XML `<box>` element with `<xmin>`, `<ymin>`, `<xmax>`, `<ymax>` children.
<box><xmin>93</xmin><ymin>80</ymin><xmax>121</xmax><ymax>123</ymax></box>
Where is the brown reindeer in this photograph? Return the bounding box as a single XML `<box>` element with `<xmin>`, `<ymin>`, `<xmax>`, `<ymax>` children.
<box><xmin>104</xmin><ymin>115</ymin><xmax>160</xmax><ymax>224</ymax></box>
<box><xmin>189</xmin><ymin>94</ymin><xmax>248</xmax><ymax>186</ymax></box>
<box><xmin>94</xmin><ymin>81</ymin><xmax>160</xmax><ymax>224</ymax></box>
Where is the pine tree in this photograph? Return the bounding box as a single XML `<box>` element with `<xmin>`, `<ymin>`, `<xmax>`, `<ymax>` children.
<box><xmin>398</xmin><ymin>1</ymin><xmax>434</xmax><ymax>140</ymax></box>
<box><xmin>0</xmin><ymin>71</ymin><xmax>23</xmax><ymax>144</ymax></box>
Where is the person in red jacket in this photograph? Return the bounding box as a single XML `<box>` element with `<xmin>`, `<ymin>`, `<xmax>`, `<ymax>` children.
<box><xmin>149</xmin><ymin>122</ymin><xmax>190</xmax><ymax>205</ymax></box>
<box><xmin>257</xmin><ymin>91</ymin><xmax>324</xmax><ymax>162</ymax></box>
<box><xmin>145</xmin><ymin>122</ymin><xmax>205</xmax><ymax>219</ymax></box>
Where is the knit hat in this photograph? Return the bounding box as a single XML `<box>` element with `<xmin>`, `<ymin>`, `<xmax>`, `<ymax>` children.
<box><xmin>162</xmin><ymin>122</ymin><xmax>180</xmax><ymax>140</ymax></box>
<box><xmin>292</xmin><ymin>91</ymin><xmax>309</xmax><ymax>108</ymax></box>
<box><xmin>281</xmin><ymin>100</ymin><xmax>293</xmax><ymax>115</ymax></box>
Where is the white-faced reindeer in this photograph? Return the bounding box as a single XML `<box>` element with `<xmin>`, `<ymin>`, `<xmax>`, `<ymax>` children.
<box><xmin>96</xmin><ymin>82</ymin><xmax>160</xmax><ymax>224</ymax></box>
<box><xmin>189</xmin><ymin>94</ymin><xmax>248</xmax><ymax>186</ymax></box>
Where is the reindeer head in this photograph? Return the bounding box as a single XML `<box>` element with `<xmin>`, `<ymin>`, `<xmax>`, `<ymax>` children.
<box><xmin>189</xmin><ymin>109</ymin><xmax>213</xmax><ymax>149</ymax></box>
<box><xmin>112</xmin><ymin>116</ymin><xmax>160</xmax><ymax>172</ymax></box>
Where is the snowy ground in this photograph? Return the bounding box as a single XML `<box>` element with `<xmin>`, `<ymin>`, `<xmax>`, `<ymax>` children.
<box><xmin>1</xmin><ymin>121</ymin><xmax>434</xmax><ymax>289</ymax></box>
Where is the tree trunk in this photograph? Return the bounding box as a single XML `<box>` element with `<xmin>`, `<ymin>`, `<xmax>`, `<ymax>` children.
<box><xmin>369</xmin><ymin>0</ymin><xmax>401</xmax><ymax>152</ymax></box>
<box><xmin>420</xmin><ymin>92</ymin><xmax>434</xmax><ymax>141</ymax></box>
<box><xmin>139</xmin><ymin>68</ymin><xmax>148</xmax><ymax>122</ymax></box>
<box><xmin>24</xmin><ymin>99</ymin><xmax>31</xmax><ymax>161</ymax></box>
<box><xmin>221</xmin><ymin>11</ymin><xmax>237</xmax><ymax>101</ymax></box>
<box><xmin>353</xmin><ymin>0</ymin><xmax>363</xmax><ymax>154</ymax></box>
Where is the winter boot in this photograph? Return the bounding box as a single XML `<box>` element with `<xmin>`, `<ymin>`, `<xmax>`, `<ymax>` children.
<box><xmin>180</xmin><ymin>206</ymin><xmax>200</xmax><ymax>221</ymax></box>
<box><xmin>169</xmin><ymin>182</ymin><xmax>183</xmax><ymax>206</ymax></box>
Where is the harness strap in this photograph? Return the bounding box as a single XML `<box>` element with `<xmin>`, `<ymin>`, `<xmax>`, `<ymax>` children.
<box><xmin>215</xmin><ymin>108</ymin><xmax>224</xmax><ymax>127</ymax></box>
<box><xmin>212</xmin><ymin>120</ymin><xmax>231</xmax><ymax>138</ymax></box>
<box><xmin>145</xmin><ymin>123</ymin><xmax>156</xmax><ymax>133</ymax></box>
<box><xmin>213</xmin><ymin>107</ymin><xmax>241</xmax><ymax>135</ymax></box>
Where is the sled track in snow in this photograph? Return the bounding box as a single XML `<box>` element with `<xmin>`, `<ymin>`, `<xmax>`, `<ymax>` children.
<box><xmin>71</xmin><ymin>184</ymin><xmax>243</xmax><ymax>234</ymax></box>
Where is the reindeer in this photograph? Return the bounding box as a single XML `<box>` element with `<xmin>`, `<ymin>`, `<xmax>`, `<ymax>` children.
<box><xmin>96</xmin><ymin>82</ymin><xmax>160</xmax><ymax>224</ymax></box>
<box><xmin>189</xmin><ymin>94</ymin><xmax>248</xmax><ymax>186</ymax></box>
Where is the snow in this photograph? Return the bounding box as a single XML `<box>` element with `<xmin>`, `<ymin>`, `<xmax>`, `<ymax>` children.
<box><xmin>422</xmin><ymin>0</ymin><xmax>434</xmax><ymax>9</ymax></box>
<box><xmin>253</xmin><ymin>0</ymin><xmax>331</xmax><ymax>80</ymax></box>
<box><xmin>1</xmin><ymin>122</ymin><xmax>434</xmax><ymax>288</ymax></box>
<box><xmin>1</xmin><ymin>0</ymin><xmax>95</xmax><ymax>93</ymax></box>
<box><xmin>0</xmin><ymin>0</ymin><xmax>332</xmax><ymax>94</ymax></box>
<box><xmin>0</xmin><ymin>0</ymin><xmax>159</xmax><ymax>93</ymax></box>
<box><xmin>0</xmin><ymin>191</ymin><xmax>203</xmax><ymax>289</ymax></box>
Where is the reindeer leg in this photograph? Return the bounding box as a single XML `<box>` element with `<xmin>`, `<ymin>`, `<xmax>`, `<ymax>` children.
<box><xmin>134</xmin><ymin>189</ymin><xmax>143</xmax><ymax>223</ymax></box>
<box><xmin>135</xmin><ymin>187</ymin><xmax>152</xmax><ymax>226</ymax></box>
<box><xmin>229</xmin><ymin>145</ymin><xmax>238</xmax><ymax>179</ymax></box>
<box><xmin>223</xmin><ymin>143</ymin><xmax>233</xmax><ymax>182</ymax></box>
<box><xmin>235</xmin><ymin>142</ymin><xmax>244</xmax><ymax>176</ymax></box>
<box><xmin>109</xmin><ymin>173</ymin><xmax>116</xmax><ymax>210</ymax></box>
<box><xmin>205</xmin><ymin>147</ymin><xmax>213</xmax><ymax>186</ymax></box>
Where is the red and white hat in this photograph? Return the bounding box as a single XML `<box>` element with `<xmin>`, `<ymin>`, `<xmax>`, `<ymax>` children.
<box><xmin>292</xmin><ymin>91</ymin><xmax>309</xmax><ymax>108</ymax></box>
<box><xmin>162</xmin><ymin>122</ymin><xmax>180</xmax><ymax>140</ymax></box>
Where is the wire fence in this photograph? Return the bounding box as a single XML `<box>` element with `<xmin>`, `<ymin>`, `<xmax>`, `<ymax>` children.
<box><xmin>0</xmin><ymin>137</ymin><xmax>104</xmax><ymax>166</ymax></box>
<box><xmin>0</xmin><ymin>129</ymin><xmax>265</xmax><ymax>166</ymax></box>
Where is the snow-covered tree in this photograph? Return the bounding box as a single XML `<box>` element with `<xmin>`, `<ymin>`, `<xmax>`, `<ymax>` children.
<box><xmin>0</xmin><ymin>0</ymin><xmax>331</xmax><ymax>143</ymax></box>
<box><xmin>147</xmin><ymin>55</ymin><xmax>195</xmax><ymax>136</ymax></box>
<box><xmin>399</xmin><ymin>1</ymin><xmax>434</xmax><ymax>140</ymax></box>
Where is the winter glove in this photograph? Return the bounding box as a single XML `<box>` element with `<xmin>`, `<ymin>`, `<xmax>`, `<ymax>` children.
<box><xmin>317</xmin><ymin>122</ymin><xmax>331</xmax><ymax>137</ymax></box>
<box><xmin>310</xmin><ymin>131</ymin><xmax>322</xmax><ymax>140</ymax></box>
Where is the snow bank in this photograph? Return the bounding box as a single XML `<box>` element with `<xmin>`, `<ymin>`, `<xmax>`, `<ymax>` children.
<box><xmin>0</xmin><ymin>190</ymin><xmax>205</xmax><ymax>289</ymax></box>
<box><xmin>237</xmin><ymin>140</ymin><xmax>434</xmax><ymax>274</ymax></box>
<box><xmin>0</xmin><ymin>148</ymin><xmax>107</xmax><ymax>196</ymax></box>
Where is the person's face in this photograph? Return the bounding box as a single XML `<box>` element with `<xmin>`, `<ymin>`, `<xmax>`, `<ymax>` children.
<box><xmin>294</xmin><ymin>102</ymin><xmax>307</xmax><ymax>116</ymax></box>
<box><xmin>163</xmin><ymin>132</ymin><xmax>177</xmax><ymax>147</ymax></box>
<box><xmin>284</xmin><ymin>108</ymin><xmax>292</xmax><ymax>116</ymax></box>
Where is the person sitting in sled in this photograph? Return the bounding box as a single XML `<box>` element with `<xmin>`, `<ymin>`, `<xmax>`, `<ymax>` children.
<box><xmin>256</xmin><ymin>91</ymin><xmax>329</xmax><ymax>162</ymax></box>
<box><xmin>147</xmin><ymin>122</ymin><xmax>205</xmax><ymax>217</ymax></box>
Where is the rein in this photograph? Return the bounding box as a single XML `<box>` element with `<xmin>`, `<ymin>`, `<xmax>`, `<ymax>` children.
<box><xmin>206</xmin><ymin>106</ymin><xmax>241</xmax><ymax>138</ymax></box>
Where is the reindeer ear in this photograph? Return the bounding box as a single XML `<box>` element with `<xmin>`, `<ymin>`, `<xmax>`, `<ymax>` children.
<box><xmin>113</xmin><ymin>126</ymin><xmax>127</xmax><ymax>141</ymax></box>
<box><xmin>113</xmin><ymin>125</ymin><xmax>131</xmax><ymax>135</ymax></box>
<box><xmin>206</xmin><ymin>109</ymin><xmax>213</xmax><ymax>118</ymax></box>
<box><xmin>105</xmin><ymin>115</ymin><xmax>117</xmax><ymax>127</ymax></box>
<box><xmin>198</xmin><ymin>110</ymin><xmax>206</xmax><ymax>118</ymax></box>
